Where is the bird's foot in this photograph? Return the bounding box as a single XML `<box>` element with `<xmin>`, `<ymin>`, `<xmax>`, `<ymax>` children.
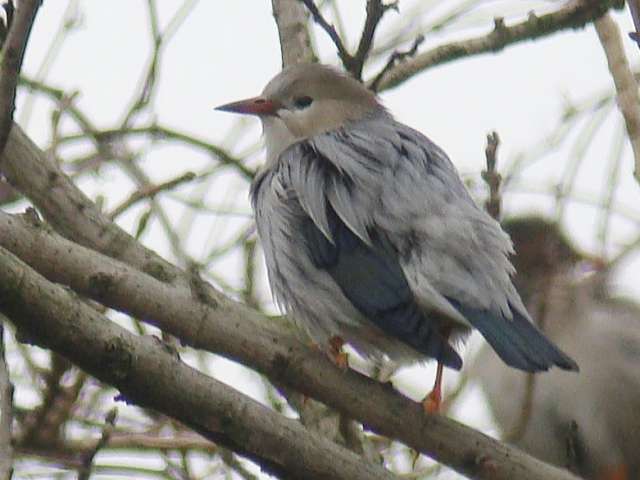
<box><xmin>598</xmin><ymin>464</ymin><xmax>628</xmax><ymax>480</ymax></box>
<box><xmin>422</xmin><ymin>360</ymin><xmax>445</xmax><ymax>414</ymax></box>
<box><xmin>422</xmin><ymin>388</ymin><xmax>441</xmax><ymax>414</ymax></box>
<box><xmin>328</xmin><ymin>336</ymin><xmax>349</xmax><ymax>370</ymax></box>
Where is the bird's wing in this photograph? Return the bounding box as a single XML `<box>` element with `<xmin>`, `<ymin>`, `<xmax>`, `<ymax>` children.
<box><xmin>278</xmin><ymin>142</ymin><xmax>462</xmax><ymax>369</ymax></box>
<box><xmin>305</xmin><ymin>113</ymin><xmax>577</xmax><ymax>372</ymax></box>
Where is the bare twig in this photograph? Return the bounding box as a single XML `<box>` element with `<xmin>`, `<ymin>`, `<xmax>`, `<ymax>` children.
<box><xmin>370</xmin><ymin>35</ymin><xmax>424</xmax><ymax>92</ymax></box>
<box><xmin>627</xmin><ymin>0</ymin><xmax>640</xmax><ymax>47</ymax></box>
<box><xmin>0</xmin><ymin>0</ymin><xmax>41</xmax><ymax>156</ymax></box>
<box><xmin>299</xmin><ymin>0</ymin><xmax>393</xmax><ymax>79</ymax></box>
<box><xmin>220</xmin><ymin>448</ymin><xmax>260</xmax><ymax>480</ymax></box>
<box><xmin>77</xmin><ymin>409</ymin><xmax>117</xmax><ymax>480</ymax></box>
<box><xmin>596</xmin><ymin>123</ymin><xmax>625</xmax><ymax>255</ymax></box>
<box><xmin>0</xmin><ymin>324</ymin><xmax>13</xmax><ymax>480</ymax></box>
<box><xmin>505</xmin><ymin>278</ymin><xmax>552</xmax><ymax>443</ymax></box>
<box><xmin>595</xmin><ymin>13</ymin><xmax>640</xmax><ymax>185</ymax></box>
<box><xmin>19</xmin><ymin>354</ymin><xmax>81</xmax><ymax>448</ymax></box>
<box><xmin>604</xmin><ymin>232</ymin><xmax>640</xmax><ymax>274</ymax></box>
<box><xmin>59</xmin><ymin>431</ymin><xmax>216</xmax><ymax>453</ymax></box>
<box><xmin>481</xmin><ymin>132</ymin><xmax>502</xmax><ymax>221</ymax></box>
<box><xmin>18</xmin><ymin>0</ymin><xmax>80</xmax><ymax>129</ymax></box>
<box><xmin>120</xmin><ymin>0</ymin><xmax>198</xmax><ymax>127</ymax></box>
<box><xmin>351</xmin><ymin>0</ymin><xmax>395</xmax><ymax>79</ymax></box>
<box><xmin>298</xmin><ymin>0</ymin><xmax>350</xmax><ymax>67</ymax></box>
<box><xmin>109</xmin><ymin>171</ymin><xmax>196</xmax><ymax>220</ymax></box>
<box><xmin>370</xmin><ymin>0</ymin><xmax>622</xmax><ymax>92</ymax></box>
<box><xmin>18</xmin><ymin>75</ymin><xmax>254</xmax><ymax>179</ymax></box>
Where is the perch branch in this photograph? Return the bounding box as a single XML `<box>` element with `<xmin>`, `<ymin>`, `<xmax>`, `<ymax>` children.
<box><xmin>0</xmin><ymin>245</ymin><xmax>398</xmax><ymax>480</ymax></box>
<box><xmin>0</xmin><ymin>210</ymin><xmax>580</xmax><ymax>480</ymax></box>
<box><xmin>595</xmin><ymin>13</ymin><xmax>640</xmax><ymax>185</ymax></box>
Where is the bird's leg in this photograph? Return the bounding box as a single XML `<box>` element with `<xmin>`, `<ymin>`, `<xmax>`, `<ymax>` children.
<box><xmin>422</xmin><ymin>328</ymin><xmax>451</xmax><ymax>414</ymax></box>
<box><xmin>423</xmin><ymin>361</ymin><xmax>445</xmax><ymax>414</ymax></box>
<box><xmin>328</xmin><ymin>335</ymin><xmax>349</xmax><ymax>369</ymax></box>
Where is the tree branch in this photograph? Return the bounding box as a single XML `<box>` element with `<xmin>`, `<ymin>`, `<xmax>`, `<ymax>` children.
<box><xmin>595</xmin><ymin>13</ymin><xmax>640</xmax><ymax>185</ymax></box>
<box><xmin>108</xmin><ymin>171</ymin><xmax>196</xmax><ymax>220</ymax></box>
<box><xmin>271</xmin><ymin>0</ymin><xmax>317</xmax><ymax>67</ymax></box>
<box><xmin>627</xmin><ymin>0</ymin><xmax>640</xmax><ymax>48</ymax></box>
<box><xmin>0</xmin><ymin>323</ymin><xmax>12</xmax><ymax>480</ymax></box>
<box><xmin>0</xmin><ymin>123</ymin><xmax>197</xmax><ymax>294</ymax></box>
<box><xmin>77</xmin><ymin>409</ymin><xmax>117</xmax><ymax>480</ymax></box>
<box><xmin>17</xmin><ymin>76</ymin><xmax>254</xmax><ymax>179</ymax></box>
<box><xmin>0</xmin><ymin>210</ymin><xmax>580</xmax><ymax>480</ymax></box>
<box><xmin>0</xmin><ymin>245</ymin><xmax>398</xmax><ymax>480</ymax></box>
<box><xmin>481</xmin><ymin>131</ymin><xmax>502</xmax><ymax>221</ymax></box>
<box><xmin>0</xmin><ymin>0</ymin><xmax>41</xmax><ymax>156</ymax></box>
<box><xmin>298</xmin><ymin>0</ymin><xmax>393</xmax><ymax>79</ymax></box>
<box><xmin>370</xmin><ymin>0</ymin><xmax>623</xmax><ymax>92</ymax></box>
<box><xmin>298</xmin><ymin>0</ymin><xmax>350</xmax><ymax>68</ymax></box>
<box><xmin>351</xmin><ymin>0</ymin><xmax>393</xmax><ymax>79</ymax></box>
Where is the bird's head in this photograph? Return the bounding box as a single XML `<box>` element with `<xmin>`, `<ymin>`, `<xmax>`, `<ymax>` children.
<box><xmin>216</xmin><ymin>63</ymin><xmax>382</xmax><ymax>160</ymax></box>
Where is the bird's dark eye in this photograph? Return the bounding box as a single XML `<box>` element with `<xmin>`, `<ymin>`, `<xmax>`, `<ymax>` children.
<box><xmin>293</xmin><ymin>96</ymin><xmax>313</xmax><ymax>109</ymax></box>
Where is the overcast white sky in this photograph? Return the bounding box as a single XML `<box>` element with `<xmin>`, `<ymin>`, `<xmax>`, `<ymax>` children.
<box><xmin>12</xmin><ymin>1</ymin><xmax>640</xmax><ymax>478</ymax></box>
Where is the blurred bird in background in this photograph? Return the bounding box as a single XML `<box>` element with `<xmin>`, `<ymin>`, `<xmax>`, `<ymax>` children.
<box><xmin>216</xmin><ymin>63</ymin><xmax>577</xmax><ymax>413</ymax></box>
<box><xmin>473</xmin><ymin>216</ymin><xmax>640</xmax><ymax>480</ymax></box>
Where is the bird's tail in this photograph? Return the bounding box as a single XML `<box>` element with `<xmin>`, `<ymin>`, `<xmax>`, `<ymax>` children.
<box><xmin>449</xmin><ymin>299</ymin><xmax>579</xmax><ymax>372</ymax></box>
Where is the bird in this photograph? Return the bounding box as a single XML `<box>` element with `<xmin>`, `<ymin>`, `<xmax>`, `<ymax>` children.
<box><xmin>472</xmin><ymin>216</ymin><xmax>640</xmax><ymax>480</ymax></box>
<box><xmin>216</xmin><ymin>63</ymin><xmax>578</xmax><ymax>413</ymax></box>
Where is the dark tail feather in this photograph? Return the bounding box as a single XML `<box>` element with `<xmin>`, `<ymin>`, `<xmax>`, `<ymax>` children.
<box><xmin>376</xmin><ymin>303</ymin><xmax>463</xmax><ymax>371</ymax></box>
<box><xmin>448</xmin><ymin>299</ymin><xmax>579</xmax><ymax>372</ymax></box>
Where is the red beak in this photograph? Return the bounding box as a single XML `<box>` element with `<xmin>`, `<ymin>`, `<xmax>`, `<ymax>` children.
<box><xmin>215</xmin><ymin>96</ymin><xmax>280</xmax><ymax>116</ymax></box>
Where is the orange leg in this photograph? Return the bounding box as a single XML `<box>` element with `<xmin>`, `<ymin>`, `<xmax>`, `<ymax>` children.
<box><xmin>598</xmin><ymin>464</ymin><xmax>628</xmax><ymax>480</ymax></box>
<box><xmin>422</xmin><ymin>360</ymin><xmax>445</xmax><ymax>414</ymax></box>
<box><xmin>422</xmin><ymin>328</ymin><xmax>451</xmax><ymax>414</ymax></box>
<box><xmin>328</xmin><ymin>335</ymin><xmax>349</xmax><ymax>370</ymax></box>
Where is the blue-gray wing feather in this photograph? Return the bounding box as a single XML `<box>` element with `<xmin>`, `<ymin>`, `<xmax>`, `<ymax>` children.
<box><xmin>301</xmin><ymin>201</ymin><xmax>462</xmax><ymax>369</ymax></box>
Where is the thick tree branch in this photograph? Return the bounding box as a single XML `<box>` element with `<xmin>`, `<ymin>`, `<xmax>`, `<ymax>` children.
<box><xmin>0</xmin><ymin>245</ymin><xmax>398</xmax><ymax>480</ymax></box>
<box><xmin>0</xmin><ymin>210</ymin><xmax>579</xmax><ymax>480</ymax></box>
<box><xmin>0</xmin><ymin>0</ymin><xmax>41</xmax><ymax>156</ymax></box>
<box><xmin>271</xmin><ymin>0</ymin><xmax>317</xmax><ymax>67</ymax></box>
<box><xmin>370</xmin><ymin>0</ymin><xmax>623</xmax><ymax>92</ymax></box>
<box><xmin>595</xmin><ymin>13</ymin><xmax>640</xmax><ymax>185</ymax></box>
<box><xmin>0</xmin><ymin>324</ymin><xmax>12</xmax><ymax>480</ymax></box>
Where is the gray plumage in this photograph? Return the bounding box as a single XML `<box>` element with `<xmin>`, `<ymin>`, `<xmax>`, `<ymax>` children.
<box><xmin>473</xmin><ymin>216</ymin><xmax>640</xmax><ymax>479</ymax></box>
<box><xmin>218</xmin><ymin>63</ymin><xmax>578</xmax><ymax>374</ymax></box>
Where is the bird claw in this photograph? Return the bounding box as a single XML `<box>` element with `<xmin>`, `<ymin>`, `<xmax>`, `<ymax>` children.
<box><xmin>422</xmin><ymin>357</ymin><xmax>446</xmax><ymax>414</ymax></box>
<box><xmin>328</xmin><ymin>336</ymin><xmax>349</xmax><ymax>370</ymax></box>
<box><xmin>422</xmin><ymin>389</ymin><xmax>441</xmax><ymax>414</ymax></box>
